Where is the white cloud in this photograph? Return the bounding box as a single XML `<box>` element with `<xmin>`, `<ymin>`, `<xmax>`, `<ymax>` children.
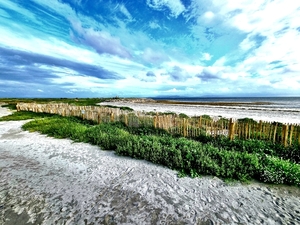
<box><xmin>142</xmin><ymin>48</ymin><xmax>169</xmax><ymax>64</ymax></box>
<box><xmin>195</xmin><ymin>0</ymin><xmax>300</xmax><ymax>92</ymax></box>
<box><xmin>214</xmin><ymin>1</ymin><xmax>300</xmax><ymax>33</ymax></box>
<box><xmin>0</xmin><ymin>1</ymin><xmax>38</xmax><ymax>22</ymax></box>
<box><xmin>0</xmin><ymin>26</ymin><xmax>96</xmax><ymax>64</ymax></box>
<box><xmin>50</xmin><ymin>73</ymin><xmax>110</xmax><ymax>90</ymax></box>
<box><xmin>70</xmin><ymin>20</ymin><xmax>131</xmax><ymax>58</ymax></box>
<box><xmin>203</xmin><ymin>11</ymin><xmax>214</xmax><ymax>20</ymax></box>
<box><xmin>200</xmin><ymin>53</ymin><xmax>212</xmax><ymax>61</ymax></box>
<box><xmin>147</xmin><ymin>0</ymin><xmax>185</xmax><ymax>17</ymax></box>
<box><xmin>30</xmin><ymin>0</ymin><xmax>77</xmax><ymax>19</ymax></box>
<box><xmin>119</xmin><ymin>4</ymin><xmax>133</xmax><ymax>21</ymax></box>
<box><xmin>163</xmin><ymin>88</ymin><xmax>180</xmax><ymax>93</ymax></box>
<box><xmin>149</xmin><ymin>21</ymin><xmax>161</xmax><ymax>29</ymax></box>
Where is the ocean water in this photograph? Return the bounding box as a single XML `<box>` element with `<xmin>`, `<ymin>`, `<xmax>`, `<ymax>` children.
<box><xmin>153</xmin><ymin>97</ymin><xmax>300</xmax><ymax>109</ymax></box>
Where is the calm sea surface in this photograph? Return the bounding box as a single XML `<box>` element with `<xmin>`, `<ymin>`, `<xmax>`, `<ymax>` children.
<box><xmin>153</xmin><ymin>97</ymin><xmax>300</xmax><ymax>109</ymax></box>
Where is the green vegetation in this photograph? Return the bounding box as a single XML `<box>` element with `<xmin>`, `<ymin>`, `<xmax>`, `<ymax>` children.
<box><xmin>237</xmin><ymin>117</ymin><xmax>258</xmax><ymax>123</ymax></box>
<box><xmin>178</xmin><ymin>113</ymin><xmax>189</xmax><ymax>119</ymax></box>
<box><xmin>101</xmin><ymin>105</ymin><xmax>134</xmax><ymax>111</ymax></box>
<box><xmin>1</xmin><ymin>103</ymin><xmax>17</xmax><ymax>110</ymax></box>
<box><xmin>201</xmin><ymin>114</ymin><xmax>212</xmax><ymax>120</ymax></box>
<box><xmin>192</xmin><ymin>135</ymin><xmax>300</xmax><ymax>164</ymax></box>
<box><xmin>0</xmin><ymin>111</ymin><xmax>56</xmax><ymax>121</ymax></box>
<box><xmin>14</xmin><ymin>111</ymin><xmax>299</xmax><ymax>187</ymax></box>
<box><xmin>146</xmin><ymin>111</ymin><xmax>177</xmax><ymax>116</ymax></box>
<box><xmin>0</xmin><ymin>97</ymin><xmax>108</xmax><ymax>106</ymax></box>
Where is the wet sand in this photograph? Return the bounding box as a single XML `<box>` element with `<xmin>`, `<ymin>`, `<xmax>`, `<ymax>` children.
<box><xmin>1</xmin><ymin>107</ymin><xmax>300</xmax><ymax>224</ymax></box>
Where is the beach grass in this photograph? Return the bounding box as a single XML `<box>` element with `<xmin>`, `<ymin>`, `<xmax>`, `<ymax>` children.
<box><xmin>15</xmin><ymin>111</ymin><xmax>299</xmax><ymax>187</ymax></box>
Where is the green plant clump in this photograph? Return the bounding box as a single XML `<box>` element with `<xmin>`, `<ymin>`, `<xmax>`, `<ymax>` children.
<box><xmin>0</xmin><ymin>111</ymin><xmax>56</xmax><ymax>121</ymax></box>
<box><xmin>192</xmin><ymin>135</ymin><xmax>300</xmax><ymax>164</ymax></box>
<box><xmin>1</xmin><ymin>104</ymin><xmax>17</xmax><ymax>110</ymax></box>
<box><xmin>101</xmin><ymin>105</ymin><xmax>134</xmax><ymax>111</ymax></box>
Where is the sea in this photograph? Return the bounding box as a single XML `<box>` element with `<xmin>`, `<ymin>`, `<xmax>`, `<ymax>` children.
<box><xmin>152</xmin><ymin>97</ymin><xmax>300</xmax><ymax>110</ymax></box>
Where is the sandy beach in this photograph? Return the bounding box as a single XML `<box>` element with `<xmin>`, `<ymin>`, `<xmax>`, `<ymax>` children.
<box><xmin>100</xmin><ymin>101</ymin><xmax>300</xmax><ymax>124</ymax></box>
<box><xmin>1</xmin><ymin>106</ymin><xmax>300</xmax><ymax>224</ymax></box>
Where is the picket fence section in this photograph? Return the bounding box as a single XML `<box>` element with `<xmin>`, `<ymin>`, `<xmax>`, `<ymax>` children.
<box><xmin>16</xmin><ymin>103</ymin><xmax>300</xmax><ymax>146</ymax></box>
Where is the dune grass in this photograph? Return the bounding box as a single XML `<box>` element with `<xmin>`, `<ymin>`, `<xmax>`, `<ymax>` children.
<box><xmin>14</xmin><ymin>112</ymin><xmax>299</xmax><ymax>187</ymax></box>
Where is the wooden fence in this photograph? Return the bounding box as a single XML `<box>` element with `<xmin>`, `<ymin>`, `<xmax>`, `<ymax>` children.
<box><xmin>16</xmin><ymin>103</ymin><xmax>300</xmax><ymax>146</ymax></box>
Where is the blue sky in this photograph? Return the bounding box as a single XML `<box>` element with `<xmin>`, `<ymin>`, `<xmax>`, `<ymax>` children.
<box><xmin>0</xmin><ymin>0</ymin><xmax>300</xmax><ymax>98</ymax></box>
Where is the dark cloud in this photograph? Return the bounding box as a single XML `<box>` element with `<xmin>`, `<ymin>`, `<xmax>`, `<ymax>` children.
<box><xmin>269</xmin><ymin>60</ymin><xmax>286</xmax><ymax>69</ymax></box>
<box><xmin>165</xmin><ymin>66</ymin><xmax>190</xmax><ymax>82</ymax></box>
<box><xmin>142</xmin><ymin>48</ymin><xmax>169</xmax><ymax>64</ymax></box>
<box><xmin>146</xmin><ymin>71</ymin><xmax>156</xmax><ymax>77</ymax></box>
<box><xmin>70</xmin><ymin>21</ymin><xmax>132</xmax><ymax>58</ymax></box>
<box><xmin>197</xmin><ymin>68</ymin><xmax>220</xmax><ymax>81</ymax></box>
<box><xmin>0</xmin><ymin>47</ymin><xmax>122</xmax><ymax>83</ymax></box>
<box><xmin>0</xmin><ymin>66</ymin><xmax>57</xmax><ymax>84</ymax></box>
<box><xmin>141</xmin><ymin>71</ymin><xmax>156</xmax><ymax>82</ymax></box>
<box><xmin>250</xmin><ymin>34</ymin><xmax>267</xmax><ymax>48</ymax></box>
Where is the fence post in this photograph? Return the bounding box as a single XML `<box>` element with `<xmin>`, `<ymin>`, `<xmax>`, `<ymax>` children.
<box><xmin>199</xmin><ymin>116</ymin><xmax>202</xmax><ymax>128</ymax></box>
<box><xmin>245</xmin><ymin>123</ymin><xmax>249</xmax><ymax>139</ymax></box>
<box><xmin>153</xmin><ymin>115</ymin><xmax>157</xmax><ymax>128</ymax></box>
<box><xmin>289</xmin><ymin>125</ymin><xmax>294</xmax><ymax>146</ymax></box>
<box><xmin>228</xmin><ymin>118</ymin><xmax>235</xmax><ymax>141</ymax></box>
<box><xmin>258</xmin><ymin>120</ymin><xmax>263</xmax><ymax>139</ymax></box>
<box><xmin>97</xmin><ymin>112</ymin><xmax>101</xmax><ymax>124</ymax></box>
<box><xmin>157</xmin><ymin>115</ymin><xmax>161</xmax><ymax>129</ymax></box>
<box><xmin>282</xmin><ymin>125</ymin><xmax>289</xmax><ymax>147</ymax></box>
<box><xmin>124</xmin><ymin>114</ymin><xmax>128</xmax><ymax>126</ymax></box>
<box><xmin>110</xmin><ymin>113</ymin><xmax>114</xmax><ymax>122</ymax></box>
<box><xmin>298</xmin><ymin>126</ymin><xmax>300</xmax><ymax>145</ymax></box>
<box><xmin>273</xmin><ymin>123</ymin><xmax>278</xmax><ymax>143</ymax></box>
<box><xmin>183</xmin><ymin>118</ymin><xmax>187</xmax><ymax>137</ymax></box>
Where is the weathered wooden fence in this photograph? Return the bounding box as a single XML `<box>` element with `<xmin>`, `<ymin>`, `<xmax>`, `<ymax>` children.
<box><xmin>16</xmin><ymin>103</ymin><xmax>300</xmax><ymax>146</ymax></box>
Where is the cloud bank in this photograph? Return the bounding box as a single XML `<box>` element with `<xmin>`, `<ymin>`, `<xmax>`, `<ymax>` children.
<box><xmin>0</xmin><ymin>0</ymin><xmax>299</xmax><ymax>97</ymax></box>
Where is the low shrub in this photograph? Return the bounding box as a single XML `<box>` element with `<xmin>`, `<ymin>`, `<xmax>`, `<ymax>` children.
<box><xmin>179</xmin><ymin>113</ymin><xmax>189</xmax><ymax>119</ymax></box>
<box><xmin>22</xmin><ymin>117</ymin><xmax>88</xmax><ymax>141</ymax></box>
<box><xmin>259</xmin><ymin>155</ymin><xmax>300</xmax><ymax>186</ymax></box>
<box><xmin>85</xmin><ymin>123</ymin><xmax>129</xmax><ymax>149</ymax></box>
<box><xmin>1</xmin><ymin>104</ymin><xmax>17</xmax><ymax>110</ymax></box>
<box><xmin>0</xmin><ymin>111</ymin><xmax>55</xmax><ymax>121</ymax></box>
<box><xmin>194</xmin><ymin>136</ymin><xmax>300</xmax><ymax>164</ymax></box>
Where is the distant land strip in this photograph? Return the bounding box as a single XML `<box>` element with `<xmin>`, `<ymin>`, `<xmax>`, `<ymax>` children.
<box><xmin>154</xmin><ymin>100</ymin><xmax>273</xmax><ymax>106</ymax></box>
<box><xmin>104</xmin><ymin>98</ymin><xmax>273</xmax><ymax>106</ymax></box>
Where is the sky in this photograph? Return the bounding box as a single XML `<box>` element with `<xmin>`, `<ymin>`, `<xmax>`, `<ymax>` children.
<box><xmin>0</xmin><ymin>0</ymin><xmax>300</xmax><ymax>98</ymax></box>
